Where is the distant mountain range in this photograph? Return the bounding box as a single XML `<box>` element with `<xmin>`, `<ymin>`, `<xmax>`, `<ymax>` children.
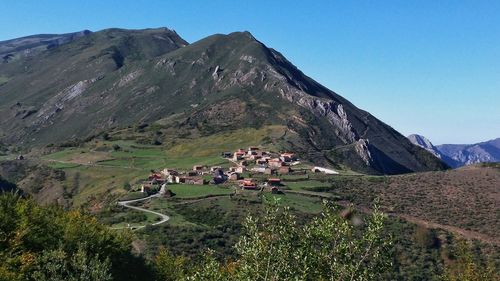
<box><xmin>408</xmin><ymin>134</ymin><xmax>500</xmax><ymax>168</ymax></box>
<box><xmin>0</xmin><ymin>27</ymin><xmax>447</xmax><ymax>175</ymax></box>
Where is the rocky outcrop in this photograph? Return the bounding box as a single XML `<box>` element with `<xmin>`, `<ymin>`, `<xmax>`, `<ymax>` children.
<box><xmin>117</xmin><ymin>70</ymin><xmax>143</xmax><ymax>87</ymax></box>
<box><xmin>212</xmin><ymin>65</ymin><xmax>223</xmax><ymax>79</ymax></box>
<box><xmin>408</xmin><ymin>134</ymin><xmax>442</xmax><ymax>158</ymax></box>
<box><xmin>261</xmin><ymin>63</ymin><xmax>373</xmax><ymax>164</ymax></box>
<box><xmin>34</xmin><ymin>78</ymin><xmax>99</xmax><ymax>125</ymax></box>
<box><xmin>355</xmin><ymin>139</ymin><xmax>373</xmax><ymax>165</ymax></box>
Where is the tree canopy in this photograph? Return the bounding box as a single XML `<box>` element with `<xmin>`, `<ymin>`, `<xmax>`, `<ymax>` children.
<box><xmin>0</xmin><ymin>193</ymin><xmax>152</xmax><ymax>281</ymax></box>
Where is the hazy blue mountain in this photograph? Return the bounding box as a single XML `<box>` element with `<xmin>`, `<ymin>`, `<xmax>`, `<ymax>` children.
<box><xmin>408</xmin><ymin>134</ymin><xmax>499</xmax><ymax>168</ymax></box>
<box><xmin>437</xmin><ymin>138</ymin><xmax>500</xmax><ymax>167</ymax></box>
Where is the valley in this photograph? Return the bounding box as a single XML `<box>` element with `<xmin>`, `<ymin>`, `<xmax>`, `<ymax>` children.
<box><xmin>4</xmin><ymin>136</ymin><xmax>498</xmax><ymax>277</ymax></box>
<box><xmin>0</xmin><ymin>25</ymin><xmax>498</xmax><ymax>280</ymax></box>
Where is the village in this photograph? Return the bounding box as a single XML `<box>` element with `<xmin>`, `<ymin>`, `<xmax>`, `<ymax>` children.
<box><xmin>136</xmin><ymin>146</ymin><xmax>339</xmax><ymax>197</ymax></box>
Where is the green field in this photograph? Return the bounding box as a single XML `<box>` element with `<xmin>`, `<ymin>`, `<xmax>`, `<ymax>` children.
<box><xmin>278</xmin><ymin>174</ymin><xmax>310</xmax><ymax>181</ymax></box>
<box><xmin>163</xmin><ymin>126</ymin><xmax>285</xmax><ymax>157</ymax></box>
<box><xmin>40</xmin><ymin>139</ymin><xmax>237</xmax><ymax>206</ymax></box>
<box><xmin>167</xmin><ymin>184</ymin><xmax>233</xmax><ymax>198</ymax></box>
<box><xmin>284</xmin><ymin>180</ymin><xmax>331</xmax><ymax>190</ymax></box>
<box><xmin>45</xmin><ymin>162</ymin><xmax>82</xmax><ymax>169</ymax></box>
<box><xmin>119</xmin><ymin>191</ymin><xmax>148</xmax><ymax>201</ymax></box>
<box><xmin>263</xmin><ymin>192</ymin><xmax>324</xmax><ymax>213</ymax></box>
<box><xmin>58</xmin><ymin>165</ymin><xmax>147</xmax><ymax>206</ymax></box>
<box><xmin>142</xmin><ymin>198</ymin><xmax>196</xmax><ymax>227</ymax></box>
<box><xmin>42</xmin><ymin>140</ymin><xmax>230</xmax><ymax>171</ymax></box>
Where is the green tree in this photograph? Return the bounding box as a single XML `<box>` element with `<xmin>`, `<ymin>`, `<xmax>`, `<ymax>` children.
<box><xmin>442</xmin><ymin>240</ymin><xmax>498</xmax><ymax>281</ymax></box>
<box><xmin>30</xmin><ymin>245</ymin><xmax>112</xmax><ymax>281</ymax></box>
<box><xmin>154</xmin><ymin>247</ymin><xmax>189</xmax><ymax>281</ymax></box>
<box><xmin>188</xmin><ymin>201</ymin><xmax>392</xmax><ymax>280</ymax></box>
<box><xmin>0</xmin><ymin>193</ymin><xmax>152</xmax><ymax>281</ymax></box>
<box><xmin>187</xmin><ymin>249</ymin><xmax>230</xmax><ymax>281</ymax></box>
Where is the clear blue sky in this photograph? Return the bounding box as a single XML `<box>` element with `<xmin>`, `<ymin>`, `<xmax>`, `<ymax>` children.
<box><xmin>1</xmin><ymin>0</ymin><xmax>499</xmax><ymax>144</ymax></box>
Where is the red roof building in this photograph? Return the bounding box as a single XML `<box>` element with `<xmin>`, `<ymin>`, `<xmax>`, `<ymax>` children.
<box><xmin>278</xmin><ymin>166</ymin><xmax>291</xmax><ymax>174</ymax></box>
<box><xmin>233</xmin><ymin>151</ymin><xmax>245</xmax><ymax>160</ymax></box>
<box><xmin>268</xmin><ymin>158</ymin><xmax>283</xmax><ymax>168</ymax></box>
<box><xmin>267</xmin><ymin>178</ymin><xmax>281</xmax><ymax>186</ymax></box>
<box><xmin>148</xmin><ymin>173</ymin><xmax>163</xmax><ymax>181</ymax></box>
<box><xmin>239</xmin><ymin>179</ymin><xmax>257</xmax><ymax>190</ymax></box>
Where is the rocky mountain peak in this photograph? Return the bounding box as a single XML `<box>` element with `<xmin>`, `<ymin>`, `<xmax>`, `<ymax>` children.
<box><xmin>407</xmin><ymin>134</ymin><xmax>442</xmax><ymax>159</ymax></box>
<box><xmin>408</xmin><ymin>134</ymin><xmax>435</xmax><ymax>150</ymax></box>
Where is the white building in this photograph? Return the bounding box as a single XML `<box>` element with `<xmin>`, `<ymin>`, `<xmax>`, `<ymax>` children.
<box><xmin>311</xmin><ymin>167</ymin><xmax>339</xmax><ymax>175</ymax></box>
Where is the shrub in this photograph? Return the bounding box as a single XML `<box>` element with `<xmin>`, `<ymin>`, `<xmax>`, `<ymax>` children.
<box><xmin>0</xmin><ymin>193</ymin><xmax>152</xmax><ymax>281</ymax></box>
<box><xmin>186</xmin><ymin>201</ymin><xmax>392</xmax><ymax>280</ymax></box>
<box><xmin>442</xmin><ymin>240</ymin><xmax>498</xmax><ymax>281</ymax></box>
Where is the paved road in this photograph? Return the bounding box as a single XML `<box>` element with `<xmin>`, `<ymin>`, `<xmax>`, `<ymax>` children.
<box><xmin>114</xmin><ymin>194</ymin><xmax>170</xmax><ymax>230</ymax></box>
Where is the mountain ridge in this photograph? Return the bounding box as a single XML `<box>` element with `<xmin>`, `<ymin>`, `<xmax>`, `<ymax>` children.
<box><xmin>0</xmin><ymin>28</ymin><xmax>447</xmax><ymax>175</ymax></box>
<box><xmin>408</xmin><ymin>134</ymin><xmax>499</xmax><ymax>168</ymax></box>
<box><xmin>0</xmin><ymin>30</ymin><xmax>92</xmax><ymax>63</ymax></box>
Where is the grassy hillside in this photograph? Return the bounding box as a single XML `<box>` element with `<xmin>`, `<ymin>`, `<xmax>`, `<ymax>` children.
<box><xmin>0</xmin><ymin>28</ymin><xmax>446</xmax><ymax>175</ymax></box>
<box><xmin>313</xmin><ymin>165</ymin><xmax>500</xmax><ymax>240</ymax></box>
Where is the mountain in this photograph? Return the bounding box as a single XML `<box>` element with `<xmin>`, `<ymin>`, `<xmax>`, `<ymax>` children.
<box><xmin>0</xmin><ymin>28</ymin><xmax>446</xmax><ymax>175</ymax></box>
<box><xmin>437</xmin><ymin>138</ymin><xmax>500</xmax><ymax>167</ymax></box>
<box><xmin>408</xmin><ymin>134</ymin><xmax>500</xmax><ymax>168</ymax></box>
<box><xmin>0</xmin><ymin>30</ymin><xmax>92</xmax><ymax>63</ymax></box>
<box><xmin>407</xmin><ymin>134</ymin><xmax>441</xmax><ymax>158</ymax></box>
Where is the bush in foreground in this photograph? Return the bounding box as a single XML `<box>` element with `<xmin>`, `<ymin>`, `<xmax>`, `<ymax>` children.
<box><xmin>158</xmin><ymin>201</ymin><xmax>393</xmax><ymax>280</ymax></box>
<box><xmin>0</xmin><ymin>193</ymin><xmax>152</xmax><ymax>281</ymax></box>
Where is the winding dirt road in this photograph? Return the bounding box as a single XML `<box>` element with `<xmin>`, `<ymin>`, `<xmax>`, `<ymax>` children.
<box><xmin>113</xmin><ymin>194</ymin><xmax>170</xmax><ymax>230</ymax></box>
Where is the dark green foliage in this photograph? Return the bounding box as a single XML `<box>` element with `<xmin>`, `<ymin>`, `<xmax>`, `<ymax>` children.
<box><xmin>0</xmin><ymin>176</ymin><xmax>17</xmax><ymax>193</ymax></box>
<box><xmin>154</xmin><ymin>247</ymin><xmax>189</xmax><ymax>281</ymax></box>
<box><xmin>182</xmin><ymin>202</ymin><xmax>392</xmax><ymax>280</ymax></box>
<box><xmin>29</xmin><ymin>245</ymin><xmax>112</xmax><ymax>281</ymax></box>
<box><xmin>122</xmin><ymin>182</ymin><xmax>132</xmax><ymax>191</ymax></box>
<box><xmin>442</xmin><ymin>240</ymin><xmax>499</xmax><ymax>281</ymax></box>
<box><xmin>0</xmin><ymin>193</ymin><xmax>153</xmax><ymax>281</ymax></box>
<box><xmin>98</xmin><ymin>206</ymin><xmax>149</xmax><ymax>225</ymax></box>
